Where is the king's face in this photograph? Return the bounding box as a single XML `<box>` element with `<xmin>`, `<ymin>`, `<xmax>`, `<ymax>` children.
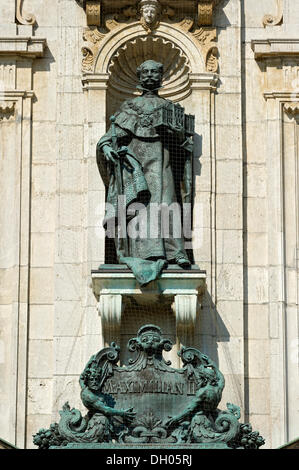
<box><xmin>139</xmin><ymin>64</ymin><xmax>162</xmax><ymax>90</ymax></box>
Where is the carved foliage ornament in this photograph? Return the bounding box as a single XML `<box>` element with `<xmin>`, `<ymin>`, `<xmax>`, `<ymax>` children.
<box><xmin>33</xmin><ymin>324</ymin><xmax>265</xmax><ymax>449</ymax></box>
<box><xmin>192</xmin><ymin>26</ymin><xmax>219</xmax><ymax>73</ymax></box>
<box><xmin>284</xmin><ymin>102</ymin><xmax>299</xmax><ymax>116</ymax></box>
<box><xmin>0</xmin><ymin>101</ymin><xmax>15</xmax><ymax>121</ymax></box>
<box><xmin>81</xmin><ymin>4</ymin><xmax>219</xmax><ymax>74</ymax></box>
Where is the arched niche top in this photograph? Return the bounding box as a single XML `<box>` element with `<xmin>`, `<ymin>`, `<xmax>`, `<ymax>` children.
<box><xmin>107</xmin><ymin>36</ymin><xmax>191</xmax><ymax>107</ymax></box>
<box><xmin>94</xmin><ymin>22</ymin><xmax>205</xmax><ymax>76</ymax></box>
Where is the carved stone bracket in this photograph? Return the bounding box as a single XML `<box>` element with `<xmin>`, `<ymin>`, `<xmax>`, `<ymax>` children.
<box><xmin>263</xmin><ymin>0</ymin><xmax>283</xmax><ymax>27</ymax></box>
<box><xmin>92</xmin><ymin>266</ymin><xmax>206</xmax><ymax>345</ymax></box>
<box><xmin>86</xmin><ymin>0</ymin><xmax>101</xmax><ymax>26</ymax></box>
<box><xmin>197</xmin><ymin>0</ymin><xmax>220</xmax><ymax>26</ymax></box>
<box><xmin>172</xmin><ymin>294</ymin><xmax>200</xmax><ymax>342</ymax></box>
<box><xmin>16</xmin><ymin>0</ymin><xmax>36</xmax><ymax>25</ymax></box>
<box><xmin>78</xmin><ymin>0</ymin><xmax>105</xmax><ymax>26</ymax></box>
<box><xmin>97</xmin><ymin>294</ymin><xmax>124</xmax><ymax>345</ymax></box>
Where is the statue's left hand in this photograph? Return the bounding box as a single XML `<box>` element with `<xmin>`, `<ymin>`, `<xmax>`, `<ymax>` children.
<box><xmin>181</xmin><ymin>137</ymin><xmax>194</xmax><ymax>153</ymax></box>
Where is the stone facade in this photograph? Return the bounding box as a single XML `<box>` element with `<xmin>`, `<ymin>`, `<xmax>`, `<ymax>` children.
<box><xmin>0</xmin><ymin>0</ymin><xmax>298</xmax><ymax>449</ymax></box>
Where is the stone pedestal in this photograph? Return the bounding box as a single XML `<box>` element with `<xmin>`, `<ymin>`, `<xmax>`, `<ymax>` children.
<box><xmin>91</xmin><ymin>265</ymin><xmax>206</xmax><ymax>345</ymax></box>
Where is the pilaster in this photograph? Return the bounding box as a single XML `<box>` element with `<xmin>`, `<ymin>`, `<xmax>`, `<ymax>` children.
<box><xmin>0</xmin><ymin>34</ymin><xmax>46</xmax><ymax>448</ymax></box>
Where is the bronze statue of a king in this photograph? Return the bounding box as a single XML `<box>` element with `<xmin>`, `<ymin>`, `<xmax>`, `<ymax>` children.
<box><xmin>96</xmin><ymin>60</ymin><xmax>195</xmax><ymax>285</ymax></box>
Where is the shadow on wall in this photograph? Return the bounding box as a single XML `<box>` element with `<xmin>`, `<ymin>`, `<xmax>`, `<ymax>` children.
<box><xmin>214</xmin><ymin>0</ymin><xmax>232</xmax><ymax>28</ymax></box>
<box><xmin>196</xmin><ymin>290</ymin><xmax>231</xmax><ymax>369</ymax></box>
<box><xmin>193</xmin><ymin>133</ymin><xmax>202</xmax><ymax>178</ymax></box>
<box><xmin>117</xmin><ymin>289</ymin><xmax>231</xmax><ymax>370</ymax></box>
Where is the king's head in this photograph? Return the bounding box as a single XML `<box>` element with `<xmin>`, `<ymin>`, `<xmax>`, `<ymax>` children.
<box><xmin>137</xmin><ymin>60</ymin><xmax>163</xmax><ymax>91</ymax></box>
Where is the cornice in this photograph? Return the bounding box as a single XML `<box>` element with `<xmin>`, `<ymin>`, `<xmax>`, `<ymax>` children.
<box><xmin>189</xmin><ymin>72</ymin><xmax>219</xmax><ymax>90</ymax></box>
<box><xmin>0</xmin><ymin>37</ymin><xmax>46</xmax><ymax>58</ymax></box>
<box><xmin>0</xmin><ymin>90</ymin><xmax>35</xmax><ymax>98</ymax></box>
<box><xmin>251</xmin><ymin>39</ymin><xmax>299</xmax><ymax>60</ymax></box>
<box><xmin>263</xmin><ymin>92</ymin><xmax>299</xmax><ymax>102</ymax></box>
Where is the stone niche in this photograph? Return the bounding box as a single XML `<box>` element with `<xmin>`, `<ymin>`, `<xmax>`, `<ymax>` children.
<box><xmin>79</xmin><ymin>0</ymin><xmax>222</xmax><ymax>352</ymax></box>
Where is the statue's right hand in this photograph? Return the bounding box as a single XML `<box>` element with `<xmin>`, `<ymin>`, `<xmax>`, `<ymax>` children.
<box><xmin>122</xmin><ymin>408</ymin><xmax>136</xmax><ymax>423</ymax></box>
<box><xmin>102</xmin><ymin>145</ymin><xmax>118</xmax><ymax>165</ymax></box>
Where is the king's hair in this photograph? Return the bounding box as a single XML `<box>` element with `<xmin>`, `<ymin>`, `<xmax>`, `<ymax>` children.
<box><xmin>136</xmin><ymin>60</ymin><xmax>164</xmax><ymax>80</ymax></box>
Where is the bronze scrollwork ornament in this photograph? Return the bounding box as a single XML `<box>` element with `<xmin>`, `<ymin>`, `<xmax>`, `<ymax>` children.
<box><xmin>33</xmin><ymin>325</ymin><xmax>265</xmax><ymax>449</ymax></box>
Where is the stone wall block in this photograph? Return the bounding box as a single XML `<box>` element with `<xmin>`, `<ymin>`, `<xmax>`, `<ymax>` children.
<box><xmin>57</xmin><ymin>27</ymin><xmax>82</xmax><ymax>77</ymax></box>
<box><xmin>56</xmin><ymin>124</ymin><xmax>83</xmax><ymax>161</ymax></box>
<box><xmin>247</xmin><ymin>339</ymin><xmax>270</xmax><ymax>378</ymax></box>
<box><xmin>216</xmin><ymin>264</ymin><xmax>243</xmax><ymax>301</ymax></box>
<box><xmin>29</xmin><ymin>305</ymin><xmax>54</xmax><ymax>340</ymax></box>
<box><xmin>57</xmin><ymin>193</ymin><xmax>83</xmax><ymax>228</ymax></box>
<box><xmin>54</xmin><ymin>264</ymin><xmax>82</xmax><ymax>302</ymax></box>
<box><xmin>54</xmin><ymin>301</ymin><xmax>83</xmax><ymax>337</ymax></box>
<box><xmin>246</xmin><ymin>232</ymin><xmax>268</xmax><ymax>267</ymax></box>
<box><xmin>246</xmin><ymin>197</ymin><xmax>268</xmax><ymax>233</ymax></box>
<box><xmin>246</xmin><ymin>267</ymin><xmax>269</xmax><ymax>304</ymax></box>
<box><xmin>216</xmin><ymin>160</ymin><xmax>242</xmax><ymax>195</ymax></box>
<box><xmin>31</xmin><ymin>194</ymin><xmax>56</xmax><ymax>233</ymax></box>
<box><xmin>33</xmin><ymin>60</ymin><xmax>57</xmax><ymax>122</ymax></box>
<box><xmin>31</xmin><ymin>232</ymin><xmax>55</xmax><ymax>268</ymax></box>
<box><xmin>216</xmin><ymin>194</ymin><xmax>242</xmax><ymax>230</ymax></box>
<box><xmin>28</xmin><ymin>340</ymin><xmax>54</xmax><ymax>378</ymax></box>
<box><xmin>57</xmin><ymin>92</ymin><xmax>84</xmax><ymax>126</ymax></box>
<box><xmin>54</xmin><ymin>336</ymin><xmax>82</xmax><ymax>375</ymax></box>
<box><xmin>32</xmin><ymin>122</ymin><xmax>57</xmax><ymax>164</ymax></box>
<box><xmin>216</xmin><ymin>229</ymin><xmax>243</xmax><ymax>264</ymax></box>
<box><xmin>30</xmin><ymin>268</ymin><xmax>54</xmax><ymax>305</ymax></box>
<box><xmin>27</xmin><ymin>378</ymin><xmax>53</xmax><ymax>415</ymax></box>
<box><xmin>56</xmin><ymin>228</ymin><xmax>83</xmax><ymax>265</ymax></box>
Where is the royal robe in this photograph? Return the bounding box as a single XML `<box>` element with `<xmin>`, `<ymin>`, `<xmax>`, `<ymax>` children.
<box><xmin>97</xmin><ymin>91</ymin><xmax>193</xmax><ymax>284</ymax></box>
